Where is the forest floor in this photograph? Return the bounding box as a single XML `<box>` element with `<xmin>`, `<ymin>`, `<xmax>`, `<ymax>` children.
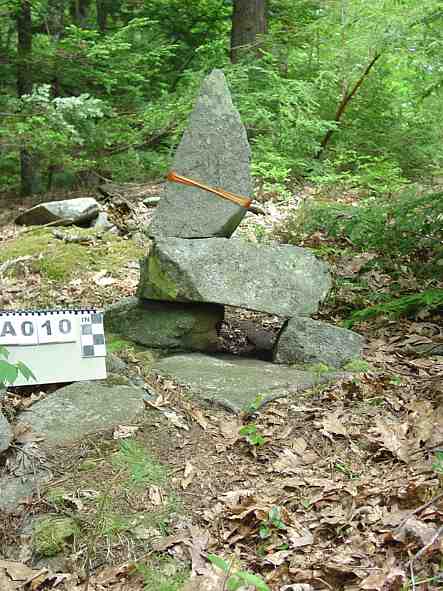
<box><xmin>0</xmin><ymin>184</ymin><xmax>442</xmax><ymax>591</ymax></box>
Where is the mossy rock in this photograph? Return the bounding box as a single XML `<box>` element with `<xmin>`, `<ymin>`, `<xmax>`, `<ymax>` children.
<box><xmin>0</xmin><ymin>228</ymin><xmax>143</xmax><ymax>282</ymax></box>
<box><xmin>33</xmin><ymin>516</ymin><xmax>80</xmax><ymax>557</ymax></box>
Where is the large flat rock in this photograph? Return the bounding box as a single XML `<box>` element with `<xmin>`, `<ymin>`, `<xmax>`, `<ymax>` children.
<box><xmin>138</xmin><ymin>237</ymin><xmax>331</xmax><ymax>317</ymax></box>
<box><xmin>153</xmin><ymin>353</ymin><xmax>340</xmax><ymax>412</ymax></box>
<box><xmin>105</xmin><ymin>297</ymin><xmax>224</xmax><ymax>351</ymax></box>
<box><xmin>19</xmin><ymin>383</ymin><xmax>145</xmax><ymax>446</ymax></box>
<box><xmin>15</xmin><ymin>197</ymin><xmax>99</xmax><ymax>226</ymax></box>
<box><xmin>149</xmin><ymin>69</ymin><xmax>251</xmax><ymax>238</ymax></box>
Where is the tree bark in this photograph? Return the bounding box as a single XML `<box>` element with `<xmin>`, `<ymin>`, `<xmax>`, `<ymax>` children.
<box><xmin>96</xmin><ymin>0</ymin><xmax>109</xmax><ymax>33</ymax></box>
<box><xmin>230</xmin><ymin>0</ymin><xmax>267</xmax><ymax>63</ymax></box>
<box><xmin>16</xmin><ymin>0</ymin><xmax>38</xmax><ymax>196</ymax></box>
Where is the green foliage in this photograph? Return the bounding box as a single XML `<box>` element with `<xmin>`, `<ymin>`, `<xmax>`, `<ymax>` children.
<box><xmin>277</xmin><ymin>189</ymin><xmax>443</xmax><ymax>260</ymax></box>
<box><xmin>33</xmin><ymin>516</ymin><xmax>79</xmax><ymax>557</ymax></box>
<box><xmin>344</xmin><ymin>289</ymin><xmax>443</xmax><ymax>326</ymax></box>
<box><xmin>207</xmin><ymin>554</ymin><xmax>270</xmax><ymax>591</ymax></box>
<box><xmin>0</xmin><ymin>346</ymin><xmax>35</xmax><ymax>386</ymax></box>
<box><xmin>238</xmin><ymin>424</ymin><xmax>266</xmax><ymax>447</ymax></box>
<box><xmin>432</xmin><ymin>451</ymin><xmax>443</xmax><ymax>476</ymax></box>
<box><xmin>113</xmin><ymin>440</ymin><xmax>168</xmax><ymax>486</ymax></box>
<box><xmin>137</xmin><ymin>558</ymin><xmax>189</xmax><ymax>591</ymax></box>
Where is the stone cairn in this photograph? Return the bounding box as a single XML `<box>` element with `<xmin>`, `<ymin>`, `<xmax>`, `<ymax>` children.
<box><xmin>106</xmin><ymin>69</ymin><xmax>363</xmax><ymax>368</ymax></box>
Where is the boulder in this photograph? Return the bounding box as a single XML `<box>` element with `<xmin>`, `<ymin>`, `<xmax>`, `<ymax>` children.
<box><xmin>149</xmin><ymin>69</ymin><xmax>252</xmax><ymax>238</ymax></box>
<box><xmin>105</xmin><ymin>296</ymin><xmax>224</xmax><ymax>351</ymax></box>
<box><xmin>15</xmin><ymin>197</ymin><xmax>99</xmax><ymax>226</ymax></box>
<box><xmin>19</xmin><ymin>383</ymin><xmax>145</xmax><ymax>446</ymax></box>
<box><xmin>0</xmin><ymin>410</ymin><xmax>12</xmax><ymax>453</ymax></box>
<box><xmin>273</xmin><ymin>317</ymin><xmax>365</xmax><ymax>368</ymax></box>
<box><xmin>138</xmin><ymin>237</ymin><xmax>331</xmax><ymax>317</ymax></box>
<box><xmin>153</xmin><ymin>353</ymin><xmax>342</xmax><ymax>412</ymax></box>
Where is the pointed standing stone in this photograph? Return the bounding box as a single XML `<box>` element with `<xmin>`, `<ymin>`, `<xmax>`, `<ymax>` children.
<box><xmin>149</xmin><ymin>69</ymin><xmax>252</xmax><ymax>239</ymax></box>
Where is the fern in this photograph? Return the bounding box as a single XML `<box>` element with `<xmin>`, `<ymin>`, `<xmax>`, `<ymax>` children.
<box><xmin>344</xmin><ymin>289</ymin><xmax>443</xmax><ymax>326</ymax></box>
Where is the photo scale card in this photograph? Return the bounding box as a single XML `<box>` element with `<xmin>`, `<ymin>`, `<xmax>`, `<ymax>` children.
<box><xmin>0</xmin><ymin>309</ymin><xmax>107</xmax><ymax>386</ymax></box>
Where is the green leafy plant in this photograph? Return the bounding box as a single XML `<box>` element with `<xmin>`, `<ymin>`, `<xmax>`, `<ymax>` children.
<box><xmin>207</xmin><ymin>554</ymin><xmax>270</xmax><ymax>591</ymax></box>
<box><xmin>259</xmin><ymin>506</ymin><xmax>287</xmax><ymax>540</ymax></box>
<box><xmin>0</xmin><ymin>346</ymin><xmax>35</xmax><ymax>386</ymax></box>
<box><xmin>432</xmin><ymin>451</ymin><xmax>443</xmax><ymax>476</ymax></box>
<box><xmin>112</xmin><ymin>440</ymin><xmax>168</xmax><ymax>486</ymax></box>
<box><xmin>238</xmin><ymin>424</ymin><xmax>266</xmax><ymax>447</ymax></box>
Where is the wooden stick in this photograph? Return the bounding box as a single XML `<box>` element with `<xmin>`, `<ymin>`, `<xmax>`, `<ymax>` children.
<box><xmin>167</xmin><ymin>170</ymin><xmax>252</xmax><ymax>209</ymax></box>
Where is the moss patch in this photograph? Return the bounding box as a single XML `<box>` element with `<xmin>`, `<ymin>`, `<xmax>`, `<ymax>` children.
<box><xmin>0</xmin><ymin>228</ymin><xmax>144</xmax><ymax>282</ymax></box>
<box><xmin>33</xmin><ymin>516</ymin><xmax>79</xmax><ymax>557</ymax></box>
<box><xmin>147</xmin><ymin>255</ymin><xmax>179</xmax><ymax>300</ymax></box>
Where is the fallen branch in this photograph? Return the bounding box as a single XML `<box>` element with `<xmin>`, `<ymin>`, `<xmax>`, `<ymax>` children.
<box><xmin>51</xmin><ymin>229</ymin><xmax>100</xmax><ymax>243</ymax></box>
<box><xmin>0</xmin><ymin>255</ymin><xmax>35</xmax><ymax>276</ymax></box>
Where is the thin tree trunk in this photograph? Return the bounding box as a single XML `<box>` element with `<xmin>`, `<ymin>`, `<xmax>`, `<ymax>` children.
<box><xmin>16</xmin><ymin>0</ymin><xmax>38</xmax><ymax>196</ymax></box>
<box><xmin>316</xmin><ymin>53</ymin><xmax>381</xmax><ymax>160</ymax></box>
<box><xmin>96</xmin><ymin>0</ymin><xmax>108</xmax><ymax>33</ymax></box>
<box><xmin>230</xmin><ymin>0</ymin><xmax>267</xmax><ymax>63</ymax></box>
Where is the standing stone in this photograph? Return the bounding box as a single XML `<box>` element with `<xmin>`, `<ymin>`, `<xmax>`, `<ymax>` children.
<box><xmin>137</xmin><ymin>237</ymin><xmax>332</xmax><ymax>317</ymax></box>
<box><xmin>273</xmin><ymin>317</ymin><xmax>365</xmax><ymax>368</ymax></box>
<box><xmin>149</xmin><ymin>69</ymin><xmax>252</xmax><ymax>239</ymax></box>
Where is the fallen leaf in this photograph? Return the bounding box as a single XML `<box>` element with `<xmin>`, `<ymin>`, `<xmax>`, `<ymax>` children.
<box><xmin>162</xmin><ymin>410</ymin><xmax>189</xmax><ymax>430</ymax></box>
<box><xmin>113</xmin><ymin>425</ymin><xmax>139</xmax><ymax>439</ymax></box>
<box><xmin>373</xmin><ymin>418</ymin><xmax>409</xmax><ymax>462</ymax></box>
<box><xmin>322</xmin><ymin>410</ymin><xmax>348</xmax><ymax>437</ymax></box>
<box><xmin>392</xmin><ymin>517</ymin><xmax>438</xmax><ymax>547</ymax></box>
<box><xmin>181</xmin><ymin>461</ymin><xmax>196</xmax><ymax>490</ymax></box>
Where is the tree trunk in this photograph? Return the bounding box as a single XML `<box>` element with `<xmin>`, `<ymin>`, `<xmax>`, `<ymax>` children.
<box><xmin>16</xmin><ymin>0</ymin><xmax>38</xmax><ymax>196</ymax></box>
<box><xmin>96</xmin><ymin>0</ymin><xmax>109</xmax><ymax>32</ymax></box>
<box><xmin>230</xmin><ymin>0</ymin><xmax>267</xmax><ymax>63</ymax></box>
<box><xmin>70</xmin><ymin>0</ymin><xmax>90</xmax><ymax>26</ymax></box>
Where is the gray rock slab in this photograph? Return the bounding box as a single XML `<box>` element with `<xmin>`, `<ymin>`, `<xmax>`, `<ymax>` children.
<box><xmin>153</xmin><ymin>353</ymin><xmax>341</xmax><ymax>412</ymax></box>
<box><xmin>0</xmin><ymin>472</ymin><xmax>51</xmax><ymax>512</ymax></box>
<box><xmin>274</xmin><ymin>317</ymin><xmax>365</xmax><ymax>368</ymax></box>
<box><xmin>138</xmin><ymin>238</ymin><xmax>331</xmax><ymax>317</ymax></box>
<box><xmin>0</xmin><ymin>410</ymin><xmax>13</xmax><ymax>453</ymax></box>
<box><xmin>19</xmin><ymin>383</ymin><xmax>145</xmax><ymax>446</ymax></box>
<box><xmin>105</xmin><ymin>296</ymin><xmax>224</xmax><ymax>351</ymax></box>
<box><xmin>15</xmin><ymin>197</ymin><xmax>99</xmax><ymax>226</ymax></box>
<box><xmin>90</xmin><ymin>211</ymin><xmax>113</xmax><ymax>230</ymax></box>
<box><xmin>149</xmin><ymin>69</ymin><xmax>251</xmax><ymax>238</ymax></box>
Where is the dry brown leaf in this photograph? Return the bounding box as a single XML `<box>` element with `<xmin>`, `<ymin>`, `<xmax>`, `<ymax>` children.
<box><xmin>218</xmin><ymin>417</ymin><xmax>242</xmax><ymax>446</ymax></box>
<box><xmin>113</xmin><ymin>425</ymin><xmax>139</xmax><ymax>439</ymax></box>
<box><xmin>162</xmin><ymin>410</ymin><xmax>189</xmax><ymax>430</ymax></box>
<box><xmin>181</xmin><ymin>461</ymin><xmax>197</xmax><ymax>490</ymax></box>
<box><xmin>373</xmin><ymin>418</ymin><xmax>409</xmax><ymax>462</ymax></box>
<box><xmin>185</xmin><ymin>526</ymin><xmax>210</xmax><ymax>576</ymax></box>
<box><xmin>392</xmin><ymin>516</ymin><xmax>438</xmax><ymax>547</ymax></box>
<box><xmin>322</xmin><ymin>410</ymin><xmax>348</xmax><ymax>437</ymax></box>
<box><xmin>272</xmin><ymin>448</ymin><xmax>306</xmax><ymax>473</ymax></box>
<box><xmin>360</xmin><ymin>566</ymin><xmax>406</xmax><ymax>590</ymax></box>
<box><xmin>190</xmin><ymin>408</ymin><xmax>209</xmax><ymax>430</ymax></box>
<box><xmin>148</xmin><ymin>485</ymin><xmax>163</xmax><ymax>505</ymax></box>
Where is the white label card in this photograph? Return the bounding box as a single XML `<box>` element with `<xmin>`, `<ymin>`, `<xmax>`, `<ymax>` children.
<box><xmin>0</xmin><ymin>313</ymin><xmax>76</xmax><ymax>346</ymax></box>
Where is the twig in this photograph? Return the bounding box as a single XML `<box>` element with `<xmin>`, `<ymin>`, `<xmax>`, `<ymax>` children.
<box><xmin>413</xmin><ymin>524</ymin><xmax>443</xmax><ymax>562</ymax></box>
<box><xmin>21</xmin><ymin>218</ymin><xmax>74</xmax><ymax>233</ymax></box>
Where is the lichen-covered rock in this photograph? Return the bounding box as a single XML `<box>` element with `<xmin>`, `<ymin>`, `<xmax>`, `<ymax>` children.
<box><xmin>105</xmin><ymin>297</ymin><xmax>224</xmax><ymax>351</ymax></box>
<box><xmin>0</xmin><ymin>410</ymin><xmax>12</xmax><ymax>453</ymax></box>
<box><xmin>153</xmin><ymin>353</ymin><xmax>341</xmax><ymax>412</ymax></box>
<box><xmin>149</xmin><ymin>69</ymin><xmax>251</xmax><ymax>238</ymax></box>
<box><xmin>15</xmin><ymin>197</ymin><xmax>99</xmax><ymax>226</ymax></box>
<box><xmin>138</xmin><ymin>237</ymin><xmax>331</xmax><ymax>317</ymax></box>
<box><xmin>19</xmin><ymin>383</ymin><xmax>145</xmax><ymax>446</ymax></box>
<box><xmin>273</xmin><ymin>317</ymin><xmax>365</xmax><ymax>368</ymax></box>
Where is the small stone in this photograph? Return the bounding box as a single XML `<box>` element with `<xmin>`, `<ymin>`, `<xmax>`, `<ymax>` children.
<box><xmin>149</xmin><ymin>69</ymin><xmax>252</xmax><ymax>239</ymax></box>
<box><xmin>15</xmin><ymin>197</ymin><xmax>99</xmax><ymax>226</ymax></box>
<box><xmin>105</xmin><ymin>296</ymin><xmax>224</xmax><ymax>351</ymax></box>
<box><xmin>138</xmin><ymin>237</ymin><xmax>331</xmax><ymax>317</ymax></box>
<box><xmin>273</xmin><ymin>317</ymin><xmax>365</xmax><ymax>368</ymax></box>
<box><xmin>90</xmin><ymin>211</ymin><xmax>113</xmax><ymax>230</ymax></box>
